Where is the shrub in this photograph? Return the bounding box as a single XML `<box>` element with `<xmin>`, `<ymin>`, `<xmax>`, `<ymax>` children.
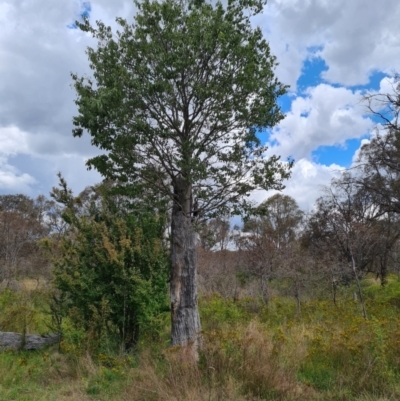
<box><xmin>44</xmin><ymin>179</ymin><xmax>169</xmax><ymax>351</ymax></box>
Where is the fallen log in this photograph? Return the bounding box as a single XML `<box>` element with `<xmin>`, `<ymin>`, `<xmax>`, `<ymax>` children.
<box><xmin>0</xmin><ymin>332</ymin><xmax>60</xmax><ymax>351</ymax></box>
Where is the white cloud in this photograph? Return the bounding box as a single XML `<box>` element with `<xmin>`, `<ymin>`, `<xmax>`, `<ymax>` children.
<box><xmin>351</xmin><ymin>137</ymin><xmax>371</xmax><ymax>165</ymax></box>
<box><xmin>0</xmin><ymin>0</ymin><xmax>398</xmax><ymax>210</ymax></box>
<box><xmin>266</xmin><ymin>84</ymin><xmax>374</xmax><ymax>160</ymax></box>
<box><xmin>259</xmin><ymin>0</ymin><xmax>400</xmax><ymax>87</ymax></box>
<box><xmin>0</xmin><ymin>126</ymin><xmax>30</xmax><ymax>155</ymax></box>
<box><xmin>0</xmin><ymin>146</ymin><xmax>36</xmax><ymax>193</ymax></box>
<box><xmin>89</xmin><ymin>0</ymin><xmax>138</xmax><ymax>26</ymax></box>
<box><xmin>0</xmin><ymin>162</ymin><xmax>36</xmax><ymax>193</ymax></box>
<box><xmin>39</xmin><ymin>154</ymin><xmax>103</xmax><ymax>196</ymax></box>
<box><xmin>250</xmin><ymin>158</ymin><xmax>343</xmax><ymax>211</ymax></box>
<box><xmin>281</xmin><ymin>159</ymin><xmax>343</xmax><ymax>211</ymax></box>
<box><xmin>0</xmin><ymin>126</ymin><xmax>35</xmax><ymax>192</ymax></box>
<box><xmin>0</xmin><ymin>0</ymin><xmax>110</xmax><ymax>195</ymax></box>
<box><xmin>0</xmin><ymin>125</ymin><xmax>101</xmax><ymax>195</ymax></box>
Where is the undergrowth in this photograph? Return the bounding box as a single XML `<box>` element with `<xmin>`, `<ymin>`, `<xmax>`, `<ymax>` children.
<box><xmin>1</xmin><ymin>278</ymin><xmax>400</xmax><ymax>400</ymax></box>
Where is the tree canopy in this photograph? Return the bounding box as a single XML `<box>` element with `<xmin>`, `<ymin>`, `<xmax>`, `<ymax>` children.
<box><xmin>244</xmin><ymin>193</ymin><xmax>303</xmax><ymax>249</ymax></box>
<box><xmin>72</xmin><ymin>0</ymin><xmax>291</xmax><ymax>218</ymax></box>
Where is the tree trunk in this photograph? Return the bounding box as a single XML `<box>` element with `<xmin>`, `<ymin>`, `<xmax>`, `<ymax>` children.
<box><xmin>379</xmin><ymin>252</ymin><xmax>388</xmax><ymax>286</ymax></box>
<box><xmin>260</xmin><ymin>274</ymin><xmax>269</xmax><ymax>305</ymax></box>
<box><xmin>351</xmin><ymin>255</ymin><xmax>367</xmax><ymax>319</ymax></box>
<box><xmin>170</xmin><ymin>178</ymin><xmax>201</xmax><ymax>359</ymax></box>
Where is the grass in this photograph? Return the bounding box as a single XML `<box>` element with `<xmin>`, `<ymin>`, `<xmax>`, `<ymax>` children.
<box><xmin>0</xmin><ymin>349</ymin><xmax>130</xmax><ymax>400</ymax></box>
<box><xmin>1</xmin><ymin>278</ymin><xmax>400</xmax><ymax>400</ymax></box>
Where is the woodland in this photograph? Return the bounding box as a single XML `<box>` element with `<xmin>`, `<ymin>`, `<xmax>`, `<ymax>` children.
<box><xmin>1</xmin><ymin>112</ymin><xmax>400</xmax><ymax>399</ymax></box>
<box><xmin>1</xmin><ymin>0</ymin><xmax>400</xmax><ymax>400</ymax></box>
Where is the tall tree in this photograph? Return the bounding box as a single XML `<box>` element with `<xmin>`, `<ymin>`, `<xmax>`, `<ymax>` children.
<box><xmin>240</xmin><ymin>194</ymin><xmax>303</xmax><ymax>303</ymax></box>
<box><xmin>0</xmin><ymin>194</ymin><xmax>53</xmax><ymax>280</ymax></box>
<box><xmin>244</xmin><ymin>193</ymin><xmax>303</xmax><ymax>248</ymax></box>
<box><xmin>303</xmin><ymin>175</ymin><xmax>396</xmax><ymax>316</ymax></box>
<box><xmin>306</xmin><ymin>177</ymin><xmax>382</xmax><ymax>272</ymax></box>
<box><xmin>199</xmin><ymin>217</ymin><xmax>231</xmax><ymax>251</ymax></box>
<box><xmin>337</xmin><ymin>81</ymin><xmax>400</xmax><ymax>285</ymax></box>
<box><xmin>354</xmin><ymin>80</ymin><xmax>400</xmax><ymax>216</ymax></box>
<box><xmin>72</xmin><ymin>0</ymin><xmax>291</xmax><ymax>354</ymax></box>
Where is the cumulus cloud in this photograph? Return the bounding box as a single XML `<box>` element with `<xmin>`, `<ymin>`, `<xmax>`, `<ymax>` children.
<box><xmin>0</xmin><ymin>126</ymin><xmax>33</xmax><ymax>188</ymax></box>
<box><xmin>260</xmin><ymin>0</ymin><xmax>400</xmax><ymax>87</ymax></box>
<box><xmin>0</xmin><ymin>127</ymin><xmax>36</xmax><ymax>192</ymax></box>
<box><xmin>266</xmin><ymin>84</ymin><xmax>374</xmax><ymax>160</ymax></box>
<box><xmin>0</xmin><ymin>0</ymin><xmax>119</xmax><ymax>195</ymax></box>
<box><xmin>280</xmin><ymin>159</ymin><xmax>343</xmax><ymax>211</ymax></box>
<box><xmin>0</xmin><ymin>159</ymin><xmax>37</xmax><ymax>194</ymax></box>
<box><xmin>0</xmin><ymin>0</ymin><xmax>135</xmax><ymax>151</ymax></box>
<box><xmin>0</xmin><ymin>0</ymin><xmax>398</xmax><ymax>209</ymax></box>
<box><xmin>250</xmin><ymin>158</ymin><xmax>343</xmax><ymax>211</ymax></box>
<box><xmin>0</xmin><ymin>126</ymin><xmax>30</xmax><ymax>155</ymax></box>
<box><xmin>0</xmin><ymin>125</ymin><xmax>101</xmax><ymax>195</ymax></box>
<box><xmin>89</xmin><ymin>0</ymin><xmax>138</xmax><ymax>25</ymax></box>
<box><xmin>0</xmin><ymin>1</ymin><xmax>87</xmax><ymax>142</ymax></box>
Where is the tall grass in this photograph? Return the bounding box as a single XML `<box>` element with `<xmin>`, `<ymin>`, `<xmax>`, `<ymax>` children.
<box><xmin>1</xmin><ymin>278</ymin><xmax>400</xmax><ymax>400</ymax></box>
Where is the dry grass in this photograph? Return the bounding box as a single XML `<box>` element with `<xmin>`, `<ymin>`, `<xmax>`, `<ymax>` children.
<box><xmin>2</xmin><ymin>283</ymin><xmax>400</xmax><ymax>400</ymax></box>
<box><xmin>120</xmin><ymin>321</ymin><xmax>316</xmax><ymax>401</ymax></box>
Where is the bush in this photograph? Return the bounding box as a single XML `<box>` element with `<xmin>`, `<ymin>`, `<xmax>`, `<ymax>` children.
<box><xmin>44</xmin><ymin>180</ymin><xmax>169</xmax><ymax>351</ymax></box>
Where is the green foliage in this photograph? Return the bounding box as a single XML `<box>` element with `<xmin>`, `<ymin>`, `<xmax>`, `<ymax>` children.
<box><xmin>199</xmin><ymin>289</ymin><xmax>400</xmax><ymax>398</ymax></box>
<box><xmin>297</xmin><ymin>363</ymin><xmax>335</xmax><ymax>391</ymax></box>
<box><xmin>236</xmin><ymin>271</ymin><xmax>254</xmax><ymax>287</ymax></box>
<box><xmin>71</xmin><ymin>0</ymin><xmax>291</xmax><ymax>219</ymax></box>
<box><xmin>260</xmin><ymin>297</ymin><xmax>298</xmax><ymax>326</ymax></box>
<box><xmin>198</xmin><ymin>321</ymin><xmax>297</xmax><ymax>400</ymax></box>
<box><xmin>0</xmin><ymin>347</ymin><xmax>131</xmax><ymax>401</ymax></box>
<box><xmin>364</xmin><ymin>275</ymin><xmax>400</xmax><ymax>307</ymax></box>
<box><xmin>297</xmin><ymin>298</ymin><xmax>400</xmax><ymax>395</ymax></box>
<box><xmin>245</xmin><ymin>193</ymin><xmax>303</xmax><ymax>243</ymax></box>
<box><xmin>200</xmin><ymin>296</ymin><xmax>248</xmax><ymax>330</ymax></box>
<box><xmin>46</xmin><ymin>180</ymin><xmax>169</xmax><ymax>351</ymax></box>
<box><xmin>0</xmin><ymin>288</ymin><xmax>51</xmax><ymax>336</ymax></box>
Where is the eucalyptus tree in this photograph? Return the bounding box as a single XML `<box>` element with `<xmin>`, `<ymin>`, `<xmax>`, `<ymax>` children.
<box><xmin>0</xmin><ymin>194</ymin><xmax>54</xmax><ymax>280</ymax></box>
<box><xmin>71</xmin><ymin>0</ymin><xmax>291</xmax><ymax>354</ymax></box>
<box><xmin>340</xmin><ymin>81</ymin><xmax>400</xmax><ymax>285</ymax></box>
<box><xmin>354</xmin><ymin>80</ymin><xmax>400</xmax><ymax>216</ymax></box>
<box><xmin>240</xmin><ymin>194</ymin><xmax>303</xmax><ymax>303</ymax></box>
<box><xmin>244</xmin><ymin>193</ymin><xmax>303</xmax><ymax>248</ymax></box>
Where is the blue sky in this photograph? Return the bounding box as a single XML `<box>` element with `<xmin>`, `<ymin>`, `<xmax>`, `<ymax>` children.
<box><xmin>297</xmin><ymin>58</ymin><xmax>387</xmax><ymax>168</ymax></box>
<box><xmin>264</xmin><ymin>56</ymin><xmax>387</xmax><ymax>170</ymax></box>
<box><xmin>67</xmin><ymin>1</ymin><xmax>91</xmax><ymax>28</ymax></box>
<box><xmin>0</xmin><ymin>0</ymin><xmax>399</xmax><ymax>210</ymax></box>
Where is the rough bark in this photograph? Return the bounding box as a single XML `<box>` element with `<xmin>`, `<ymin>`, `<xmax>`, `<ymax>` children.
<box><xmin>170</xmin><ymin>177</ymin><xmax>201</xmax><ymax>358</ymax></box>
<box><xmin>0</xmin><ymin>332</ymin><xmax>60</xmax><ymax>351</ymax></box>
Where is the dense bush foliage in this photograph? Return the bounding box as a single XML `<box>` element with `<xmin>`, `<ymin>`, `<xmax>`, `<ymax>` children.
<box><xmin>45</xmin><ymin>181</ymin><xmax>169</xmax><ymax>351</ymax></box>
